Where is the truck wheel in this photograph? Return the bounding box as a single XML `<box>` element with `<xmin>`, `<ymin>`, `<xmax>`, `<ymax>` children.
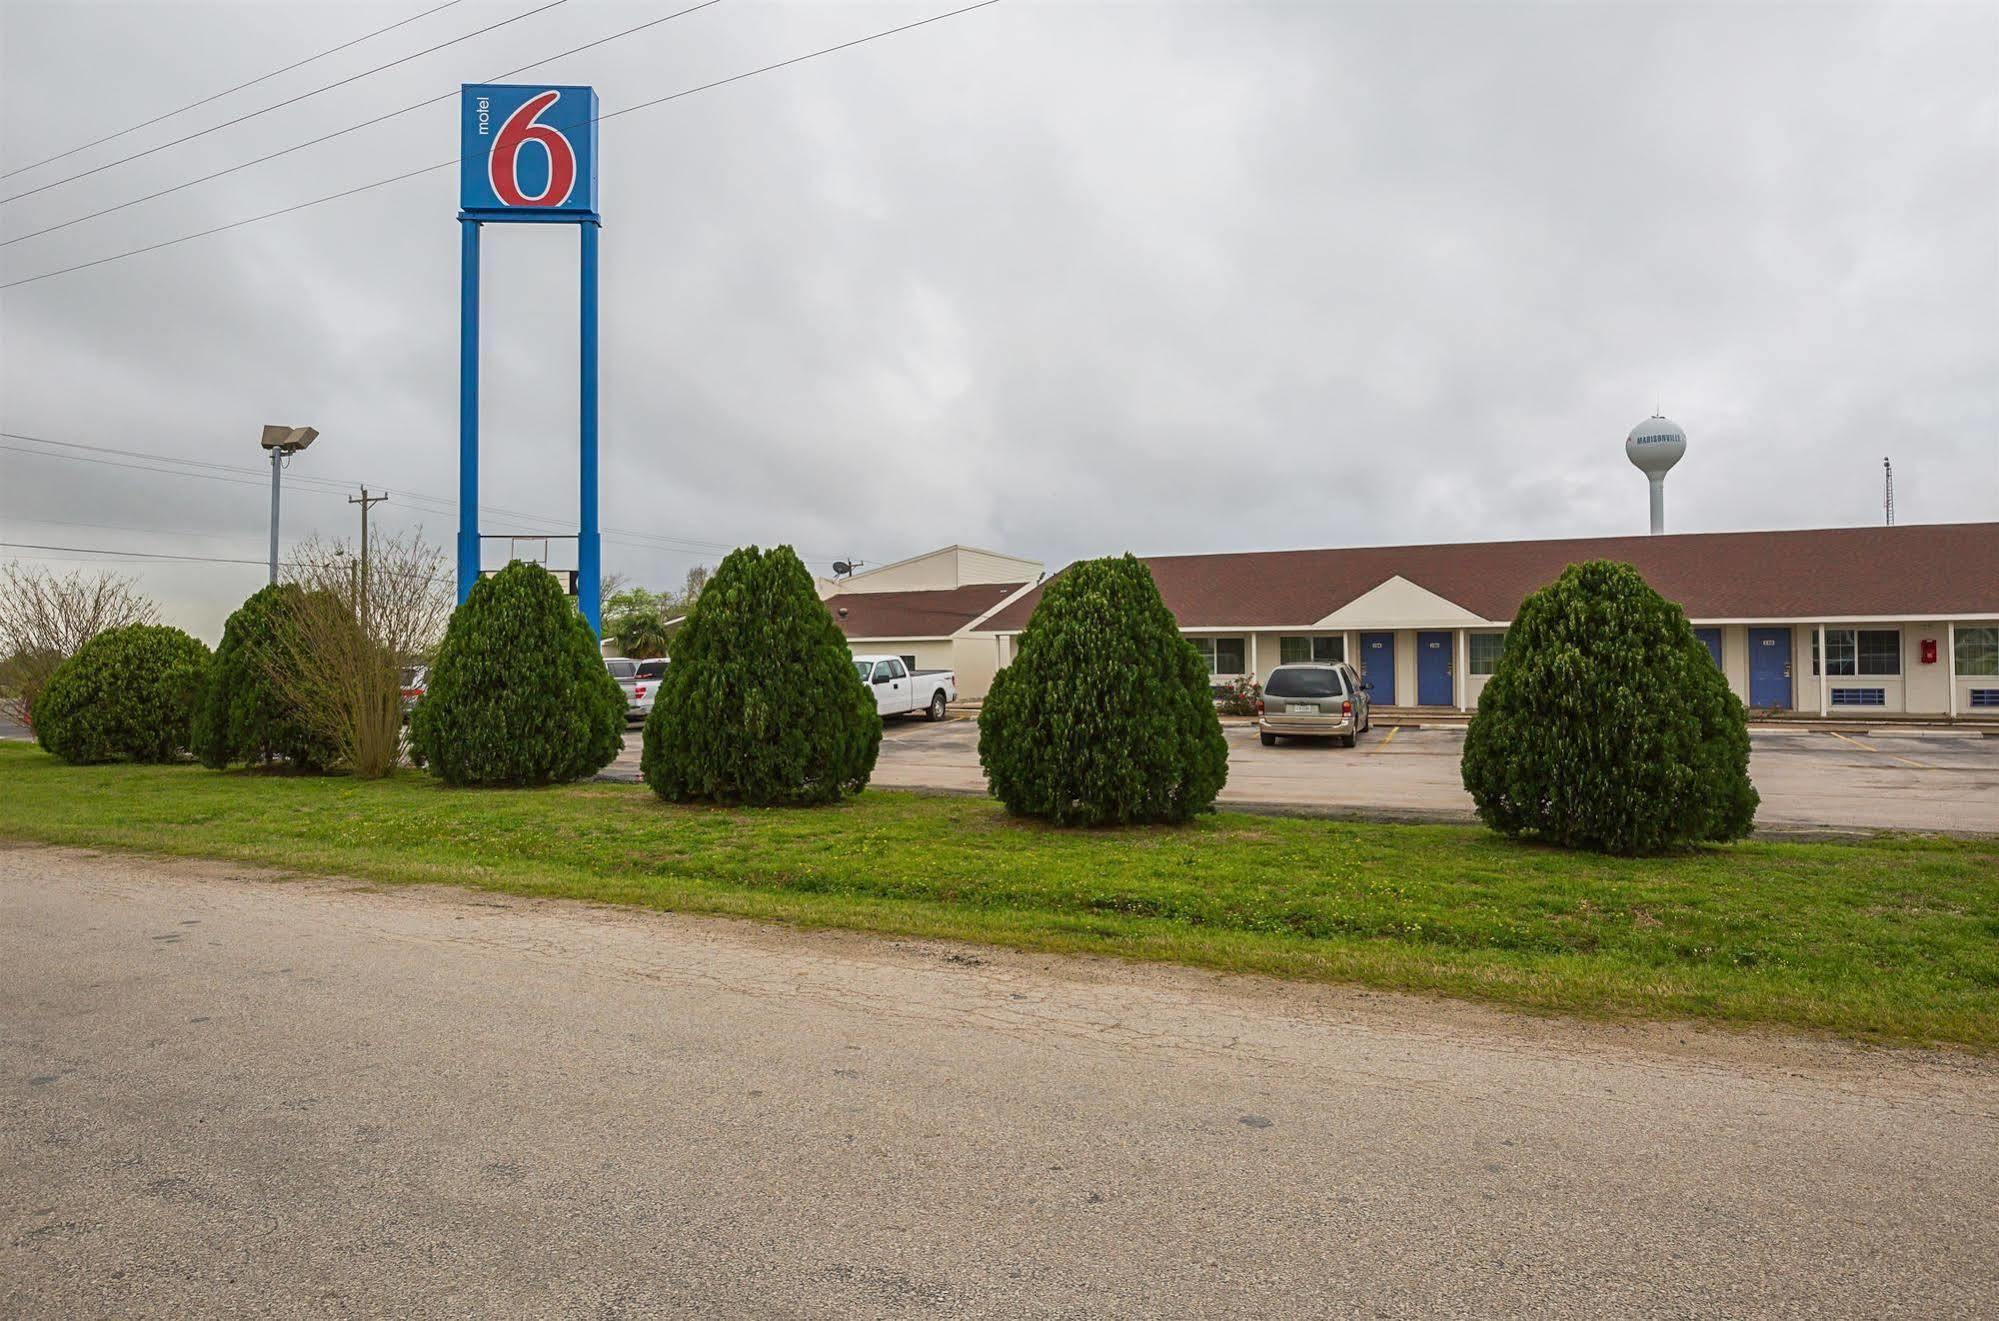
<box><xmin>927</xmin><ymin>691</ymin><xmax>947</xmax><ymax>721</ymax></box>
<box><xmin>1259</xmin><ymin>732</ymin><xmax>1277</xmax><ymax>747</ymax></box>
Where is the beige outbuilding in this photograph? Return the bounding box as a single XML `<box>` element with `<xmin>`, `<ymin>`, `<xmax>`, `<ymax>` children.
<box><xmin>819</xmin><ymin>545</ymin><xmax>1042</xmax><ymax>700</ymax></box>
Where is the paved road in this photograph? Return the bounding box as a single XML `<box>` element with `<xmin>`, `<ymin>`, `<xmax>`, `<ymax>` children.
<box><xmin>610</xmin><ymin>720</ymin><xmax>1999</xmax><ymax>835</ymax></box>
<box><xmin>5</xmin><ymin>846</ymin><xmax>1994</xmax><ymax>1318</ymax></box>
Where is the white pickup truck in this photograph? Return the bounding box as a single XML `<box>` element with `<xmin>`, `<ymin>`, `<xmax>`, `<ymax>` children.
<box><xmin>852</xmin><ymin>654</ymin><xmax>956</xmax><ymax>721</ymax></box>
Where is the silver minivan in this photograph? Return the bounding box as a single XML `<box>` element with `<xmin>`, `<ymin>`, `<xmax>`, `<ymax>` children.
<box><xmin>1257</xmin><ymin>662</ymin><xmax>1370</xmax><ymax>747</ymax></box>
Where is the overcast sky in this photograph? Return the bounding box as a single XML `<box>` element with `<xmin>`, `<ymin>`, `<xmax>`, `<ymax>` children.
<box><xmin>3</xmin><ymin>0</ymin><xmax>1995</xmax><ymax>639</ymax></box>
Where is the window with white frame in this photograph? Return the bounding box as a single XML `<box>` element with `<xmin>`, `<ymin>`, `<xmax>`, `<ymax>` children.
<box><xmin>1811</xmin><ymin>628</ymin><xmax>1900</xmax><ymax>677</ymax></box>
<box><xmin>1955</xmin><ymin>627</ymin><xmax>1999</xmax><ymax>677</ymax></box>
<box><xmin>1279</xmin><ymin>636</ymin><xmax>1343</xmax><ymax>665</ymax></box>
<box><xmin>1186</xmin><ymin>635</ymin><xmax>1246</xmax><ymax>675</ymax></box>
<box><xmin>1468</xmin><ymin>631</ymin><xmax>1507</xmax><ymax>676</ymax></box>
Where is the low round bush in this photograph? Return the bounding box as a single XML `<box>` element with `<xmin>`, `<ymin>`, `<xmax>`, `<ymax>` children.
<box><xmin>641</xmin><ymin>544</ymin><xmax>880</xmax><ymax>805</ymax></box>
<box><xmin>410</xmin><ymin>561</ymin><xmax>625</xmax><ymax>786</ymax></box>
<box><xmin>1461</xmin><ymin>559</ymin><xmax>1757</xmax><ymax>855</ymax></box>
<box><xmin>194</xmin><ymin>584</ymin><xmax>340</xmax><ymax>771</ymax></box>
<box><xmin>35</xmin><ymin>624</ymin><xmax>211</xmax><ymax>764</ymax></box>
<box><xmin>978</xmin><ymin>554</ymin><xmax>1228</xmax><ymax>826</ymax></box>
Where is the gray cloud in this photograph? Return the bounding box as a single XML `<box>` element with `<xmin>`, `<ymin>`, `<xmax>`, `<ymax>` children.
<box><xmin>4</xmin><ymin>0</ymin><xmax>1995</xmax><ymax>639</ymax></box>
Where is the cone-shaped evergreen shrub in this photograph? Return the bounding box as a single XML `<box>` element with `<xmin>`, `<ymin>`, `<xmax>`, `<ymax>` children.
<box><xmin>1461</xmin><ymin>559</ymin><xmax>1757</xmax><ymax>855</ymax></box>
<box><xmin>35</xmin><ymin>624</ymin><xmax>211</xmax><ymax>764</ymax></box>
<box><xmin>642</xmin><ymin>544</ymin><xmax>880</xmax><ymax>805</ymax></box>
<box><xmin>978</xmin><ymin>554</ymin><xmax>1228</xmax><ymax>826</ymax></box>
<box><xmin>410</xmin><ymin>561</ymin><xmax>625</xmax><ymax>786</ymax></box>
<box><xmin>194</xmin><ymin>584</ymin><xmax>340</xmax><ymax>771</ymax></box>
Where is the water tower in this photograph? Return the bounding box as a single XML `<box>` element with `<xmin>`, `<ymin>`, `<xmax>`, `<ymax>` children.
<box><xmin>1626</xmin><ymin>414</ymin><xmax>1686</xmax><ymax>535</ymax></box>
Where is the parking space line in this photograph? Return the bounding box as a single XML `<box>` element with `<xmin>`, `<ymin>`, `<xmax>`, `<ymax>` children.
<box><xmin>1372</xmin><ymin>726</ymin><xmax>1399</xmax><ymax>751</ymax></box>
<box><xmin>1827</xmin><ymin>729</ymin><xmax>1934</xmax><ymax>770</ymax></box>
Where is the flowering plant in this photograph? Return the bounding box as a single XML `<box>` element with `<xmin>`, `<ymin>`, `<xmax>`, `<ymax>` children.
<box><xmin>1214</xmin><ymin>672</ymin><xmax>1262</xmax><ymax>716</ymax></box>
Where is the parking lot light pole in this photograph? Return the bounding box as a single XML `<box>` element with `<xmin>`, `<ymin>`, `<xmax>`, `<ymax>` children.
<box><xmin>259</xmin><ymin>425</ymin><xmax>319</xmax><ymax>583</ymax></box>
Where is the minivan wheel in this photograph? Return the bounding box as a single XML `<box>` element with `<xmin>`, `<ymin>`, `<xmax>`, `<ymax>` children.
<box><xmin>1260</xmin><ymin>732</ymin><xmax>1277</xmax><ymax>747</ymax></box>
<box><xmin>927</xmin><ymin>691</ymin><xmax>947</xmax><ymax>721</ymax></box>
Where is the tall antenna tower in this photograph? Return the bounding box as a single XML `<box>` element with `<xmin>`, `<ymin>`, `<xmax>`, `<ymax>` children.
<box><xmin>1883</xmin><ymin>457</ymin><xmax>1895</xmax><ymax>526</ymax></box>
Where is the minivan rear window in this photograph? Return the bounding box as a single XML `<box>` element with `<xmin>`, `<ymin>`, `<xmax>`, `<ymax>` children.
<box><xmin>636</xmin><ymin>661</ymin><xmax>667</xmax><ymax>679</ymax></box>
<box><xmin>605</xmin><ymin>660</ymin><xmax>637</xmax><ymax>679</ymax></box>
<box><xmin>1263</xmin><ymin>667</ymin><xmax>1344</xmax><ymax>699</ymax></box>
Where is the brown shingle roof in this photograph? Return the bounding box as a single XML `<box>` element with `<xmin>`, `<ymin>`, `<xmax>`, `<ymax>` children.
<box><xmin>829</xmin><ymin>583</ymin><xmax>1027</xmax><ymax>639</ymax></box>
<box><xmin>981</xmin><ymin>524</ymin><xmax>1999</xmax><ymax>631</ymax></box>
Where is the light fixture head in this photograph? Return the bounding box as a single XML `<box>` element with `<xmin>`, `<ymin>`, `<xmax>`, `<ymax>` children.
<box><xmin>260</xmin><ymin>424</ymin><xmax>319</xmax><ymax>453</ymax></box>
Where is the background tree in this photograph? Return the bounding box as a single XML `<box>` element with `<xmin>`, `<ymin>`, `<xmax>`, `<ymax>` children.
<box><xmin>193</xmin><ymin>583</ymin><xmax>340</xmax><ymax>771</ymax></box>
<box><xmin>602</xmin><ymin>562</ymin><xmax>711</xmax><ymax>658</ymax></box>
<box><xmin>642</xmin><ymin>544</ymin><xmax>879</xmax><ymax>805</ymax></box>
<box><xmin>0</xmin><ymin>565</ymin><xmax>157</xmax><ymax>730</ymax></box>
<box><xmin>1460</xmin><ymin>559</ymin><xmax>1757</xmax><ymax>855</ymax></box>
<box><xmin>978</xmin><ymin>555</ymin><xmax>1229</xmax><ymax>826</ymax></box>
<box><xmin>603</xmin><ymin>586</ymin><xmax>673</xmax><ymax>658</ymax></box>
<box><xmin>34</xmin><ymin>624</ymin><xmax>210</xmax><ymax>764</ymax></box>
<box><xmin>275</xmin><ymin>532</ymin><xmax>453</xmax><ymax>778</ymax></box>
<box><xmin>411</xmin><ymin>559</ymin><xmax>625</xmax><ymax>786</ymax></box>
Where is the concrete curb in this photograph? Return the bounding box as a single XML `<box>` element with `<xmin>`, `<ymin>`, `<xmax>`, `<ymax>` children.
<box><xmin>587</xmin><ymin>772</ymin><xmax>1997</xmax><ymax>840</ymax></box>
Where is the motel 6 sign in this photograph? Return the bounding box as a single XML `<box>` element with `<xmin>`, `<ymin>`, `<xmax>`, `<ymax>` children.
<box><xmin>455</xmin><ymin>83</ymin><xmax>606</xmax><ymax>635</ymax></box>
<box><xmin>460</xmin><ymin>84</ymin><xmax>599</xmax><ymax>220</ymax></box>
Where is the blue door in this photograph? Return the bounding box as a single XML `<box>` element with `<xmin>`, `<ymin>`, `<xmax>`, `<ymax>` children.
<box><xmin>1749</xmin><ymin>628</ymin><xmax>1791</xmax><ymax>708</ymax></box>
<box><xmin>1359</xmin><ymin>632</ymin><xmax>1395</xmax><ymax>705</ymax></box>
<box><xmin>1694</xmin><ymin>628</ymin><xmax>1723</xmax><ymax>669</ymax></box>
<box><xmin>1417</xmin><ymin>631</ymin><xmax>1454</xmax><ymax>706</ymax></box>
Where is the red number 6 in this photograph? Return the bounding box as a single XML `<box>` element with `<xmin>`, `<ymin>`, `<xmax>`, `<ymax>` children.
<box><xmin>489</xmin><ymin>90</ymin><xmax>577</xmax><ymax>207</ymax></box>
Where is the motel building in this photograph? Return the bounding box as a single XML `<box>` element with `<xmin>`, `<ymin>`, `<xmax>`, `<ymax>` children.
<box><xmin>973</xmin><ymin>523</ymin><xmax>1999</xmax><ymax>719</ymax></box>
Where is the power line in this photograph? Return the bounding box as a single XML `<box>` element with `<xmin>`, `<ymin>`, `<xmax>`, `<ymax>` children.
<box><xmin>0</xmin><ymin>0</ymin><xmax>570</xmax><ymax>207</ymax></box>
<box><xmin>1</xmin><ymin>439</ymin><xmax>533</xmax><ymax>529</ymax></box>
<box><xmin>3</xmin><ymin>432</ymin><xmax>861</xmax><ymax>563</ymax></box>
<box><xmin>0</xmin><ymin>540</ymin><xmax>273</xmax><ymax>567</ymax></box>
<box><xmin>0</xmin><ymin>1</ymin><xmax>465</xmax><ymax>181</ymax></box>
<box><xmin>0</xmin><ymin>0</ymin><xmax>1001</xmax><ymax>290</ymax></box>
<box><xmin>2</xmin><ymin>0</ymin><xmax>724</xmax><ymax>250</ymax></box>
<box><xmin>6</xmin><ymin>429</ymin><xmax>575</xmax><ymax>530</ymax></box>
<box><xmin>0</xmin><ymin>540</ymin><xmax>455</xmax><ymax>585</ymax></box>
<box><xmin>0</xmin><ymin>512</ymin><xmax>274</xmax><ymax>543</ymax></box>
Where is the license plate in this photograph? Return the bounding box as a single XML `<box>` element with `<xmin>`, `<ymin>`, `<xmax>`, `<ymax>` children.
<box><xmin>1286</xmin><ymin>703</ymin><xmax>1319</xmax><ymax>714</ymax></box>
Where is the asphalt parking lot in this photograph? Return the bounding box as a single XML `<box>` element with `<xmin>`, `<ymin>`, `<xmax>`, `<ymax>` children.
<box><xmin>610</xmin><ymin>719</ymin><xmax>1999</xmax><ymax>835</ymax></box>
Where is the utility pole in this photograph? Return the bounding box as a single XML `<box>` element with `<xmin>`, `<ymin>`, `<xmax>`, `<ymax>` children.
<box><xmin>348</xmin><ymin>486</ymin><xmax>389</xmax><ymax>629</ymax></box>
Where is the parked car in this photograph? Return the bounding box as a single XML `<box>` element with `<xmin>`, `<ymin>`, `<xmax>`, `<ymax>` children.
<box><xmin>629</xmin><ymin>657</ymin><xmax>667</xmax><ymax>722</ymax></box>
<box><xmin>400</xmin><ymin>665</ymin><xmax>427</xmax><ymax>720</ymax></box>
<box><xmin>1257</xmin><ymin>661</ymin><xmax>1370</xmax><ymax>747</ymax></box>
<box><xmin>604</xmin><ymin>658</ymin><xmax>640</xmax><ymax>723</ymax></box>
<box><xmin>852</xmin><ymin>654</ymin><xmax>956</xmax><ymax>721</ymax></box>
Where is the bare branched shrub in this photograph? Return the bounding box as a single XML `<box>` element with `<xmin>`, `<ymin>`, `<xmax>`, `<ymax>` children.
<box><xmin>276</xmin><ymin>532</ymin><xmax>453</xmax><ymax>777</ymax></box>
<box><xmin>0</xmin><ymin>565</ymin><xmax>159</xmax><ymax>729</ymax></box>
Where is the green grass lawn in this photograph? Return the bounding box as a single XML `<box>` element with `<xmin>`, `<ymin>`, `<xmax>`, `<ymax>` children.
<box><xmin>2</xmin><ymin>741</ymin><xmax>1994</xmax><ymax>1047</ymax></box>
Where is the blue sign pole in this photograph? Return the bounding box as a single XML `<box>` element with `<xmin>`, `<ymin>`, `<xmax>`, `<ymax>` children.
<box><xmin>457</xmin><ymin>83</ymin><xmax>601</xmax><ymax>624</ymax></box>
<box><xmin>578</xmin><ymin>219</ymin><xmax>602</xmax><ymax>634</ymax></box>
<box><xmin>457</xmin><ymin>217</ymin><xmax>481</xmax><ymax>604</ymax></box>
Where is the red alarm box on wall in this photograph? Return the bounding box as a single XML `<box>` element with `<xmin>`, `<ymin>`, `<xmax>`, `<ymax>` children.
<box><xmin>1921</xmin><ymin>638</ymin><xmax>1938</xmax><ymax>665</ymax></box>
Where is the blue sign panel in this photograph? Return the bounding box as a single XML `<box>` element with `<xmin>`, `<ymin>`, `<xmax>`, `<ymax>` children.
<box><xmin>460</xmin><ymin>83</ymin><xmax>598</xmax><ymax>220</ymax></box>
